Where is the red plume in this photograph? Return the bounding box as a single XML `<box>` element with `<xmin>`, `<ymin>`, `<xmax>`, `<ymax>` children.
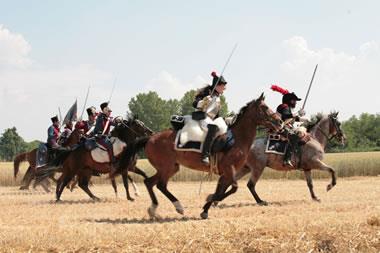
<box><xmin>270</xmin><ymin>85</ymin><xmax>289</xmax><ymax>95</ymax></box>
<box><xmin>211</xmin><ymin>71</ymin><xmax>217</xmax><ymax>77</ymax></box>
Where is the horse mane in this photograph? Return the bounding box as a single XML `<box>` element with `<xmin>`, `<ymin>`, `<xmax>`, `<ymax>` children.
<box><xmin>305</xmin><ymin>113</ymin><xmax>325</xmax><ymax>132</ymax></box>
<box><xmin>230</xmin><ymin>99</ymin><xmax>256</xmax><ymax>128</ymax></box>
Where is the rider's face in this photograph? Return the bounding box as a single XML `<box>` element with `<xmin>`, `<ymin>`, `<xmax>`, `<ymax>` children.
<box><xmin>289</xmin><ymin>99</ymin><xmax>297</xmax><ymax>108</ymax></box>
<box><xmin>215</xmin><ymin>84</ymin><xmax>226</xmax><ymax>94</ymax></box>
<box><xmin>53</xmin><ymin>121</ymin><xmax>60</xmax><ymax>127</ymax></box>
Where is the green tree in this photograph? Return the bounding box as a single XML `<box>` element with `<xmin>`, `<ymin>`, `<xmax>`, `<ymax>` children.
<box><xmin>0</xmin><ymin>127</ymin><xmax>27</xmax><ymax>161</ymax></box>
<box><xmin>128</xmin><ymin>91</ymin><xmax>180</xmax><ymax>132</ymax></box>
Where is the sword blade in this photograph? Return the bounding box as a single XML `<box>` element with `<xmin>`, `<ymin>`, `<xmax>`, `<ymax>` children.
<box><xmin>80</xmin><ymin>84</ymin><xmax>91</xmax><ymax>120</ymax></box>
<box><xmin>302</xmin><ymin>64</ymin><xmax>318</xmax><ymax>110</ymax></box>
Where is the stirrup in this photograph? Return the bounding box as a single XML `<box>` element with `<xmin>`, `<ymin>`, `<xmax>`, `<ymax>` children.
<box><xmin>201</xmin><ymin>156</ymin><xmax>210</xmax><ymax>165</ymax></box>
<box><xmin>283</xmin><ymin>160</ymin><xmax>294</xmax><ymax>167</ymax></box>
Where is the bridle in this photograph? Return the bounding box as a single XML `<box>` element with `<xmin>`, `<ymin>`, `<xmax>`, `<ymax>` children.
<box><xmin>316</xmin><ymin>115</ymin><xmax>343</xmax><ymax>143</ymax></box>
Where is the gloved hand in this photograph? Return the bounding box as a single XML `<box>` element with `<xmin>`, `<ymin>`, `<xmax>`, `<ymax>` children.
<box><xmin>198</xmin><ymin>95</ymin><xmax>212</xmax><ymax>110</ymax></box>
<box><xmin>297</xmin><ymin>109</ymin><xmax>306</xmax><ymax>117</ymax></box>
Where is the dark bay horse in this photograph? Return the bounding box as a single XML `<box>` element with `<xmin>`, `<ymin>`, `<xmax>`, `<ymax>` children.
<box><xmin>13</xmin><ymin>128</ymin><xmax>82</xmax><ymax>192</ymax></box>
<box><xmin>213</xmin><ymin>112</ymin><xmax>345</xmax><ymax>205</ymax></box>
<box><xmin>36</xmin><ymin>118</ymin><xmax>152</xmax><ymax>201</ymax></box>
<box><xmin>120</xmin><ymin>93</ymin><xmax>283</xmax><ymax>219</ymax></box>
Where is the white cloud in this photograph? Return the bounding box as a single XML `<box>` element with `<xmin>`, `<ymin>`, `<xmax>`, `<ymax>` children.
<box><xmin>145</xmin><ymin>70</ymin><xmax>206</xmax><ymax>99</ymax></box>
<box><xmin>278</xmin><ymin>36</ymin><xmax>380</xmax><ymax>120</ymax></box>
<box><xmin>0</xmin><ymin>25</ymin><xmax>115</xmax><ymax>141</ymax></box>
<box><xmin>0</xmin><ymin>25</ymin><xmax>32</xmax><ymax>69</ymax></box>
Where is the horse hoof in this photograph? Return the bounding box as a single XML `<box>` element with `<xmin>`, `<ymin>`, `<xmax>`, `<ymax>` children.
<box><xmin>326</xmin><ymin>184</ymin><xmax>333</xmax><ymax>192</ymax></box>
<box><xmin>135</xmin><ymin>192</ymin><xmax>141</xmax><ymax>197</ymax></box>
<box><xmin>148</xmin><ymin>205</ymin><xmax>158</xmax><ymax>218</ymax></box>
<box><xmin>313</xmin><ymin>198</ymin><xmax>321</xmax><ymax>202</ymax></box>
<box><xmin>127</xmin><ymin>197</ymin><xmax>135</xmax><ymax>202</ymax></box>
<box><xmin>55</xmin><ymin>199</ymin><xmax>61</xmax><ymax>203</ymax></box>
<box><xmin>206</xmin><ymin>194</ymin><xmax>214</xmax><ymax>202</ymax></box>
<box><xmin>212</xmin><ymin>201</ymin><xmax>219</xmax><ymax>207</ymax></box>
<box><xmin>173</xmin><ymin>201</ymin><xmax>184</xmax><ymax>215</ymax></box>
<box><xmin>200</xmin><ymin>212</ymin><xmax>208</xmax><ymax>219</ymax></box>
<box><xmin>93</xmin><ymin>197</ymin><xmax>101</xmax><ymax>202</ymax></box>
<box><xmin>258</xmin><ymin>201</ymin><xmax>268</xmax><ymax>206</ymax></box>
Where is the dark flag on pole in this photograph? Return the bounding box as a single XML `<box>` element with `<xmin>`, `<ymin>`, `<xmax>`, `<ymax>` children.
<box><xmin>63</xmin><ymin>100</ymin><xmax>78</xmax><ymax>126</ymax></box>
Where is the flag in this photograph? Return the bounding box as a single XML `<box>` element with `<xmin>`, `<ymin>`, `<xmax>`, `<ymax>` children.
<box><xmin>63</xmin><ymin>100</ymin><xmax>78</xmax><ymax>125</ymax></box>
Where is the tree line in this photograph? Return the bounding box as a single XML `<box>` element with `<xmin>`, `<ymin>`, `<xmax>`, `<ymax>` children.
<box><xmin>0</xmin><ymin>90</ymin><xmax>378</xmax><ymax>161</ymax></box>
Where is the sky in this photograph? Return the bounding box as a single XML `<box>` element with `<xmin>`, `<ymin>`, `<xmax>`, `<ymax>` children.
<box><xmin>0</xmin><ymin>0</ymin><xmax>379</xmax><ymax>141</ymax></box>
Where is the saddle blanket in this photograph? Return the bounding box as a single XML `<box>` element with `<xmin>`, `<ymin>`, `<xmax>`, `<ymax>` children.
<box><xmin>265</xmin><ymin>134</ymin><xmax>288</xmax><ymax>155</ymax></box>
<box><xmin>174</xmin><ymin>115</ymin><xmax>228</xmax><ymax>153</ymax></box>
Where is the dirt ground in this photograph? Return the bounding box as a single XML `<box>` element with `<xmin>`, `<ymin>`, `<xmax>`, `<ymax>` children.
<box><xmin>0</xmin><ymin>177</ymin><xmax>379</xmax><ymax>252</ymax></box>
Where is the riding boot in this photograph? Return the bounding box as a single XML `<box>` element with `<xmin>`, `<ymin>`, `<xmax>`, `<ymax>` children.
<box><xmin>283</xmin><ymin>145</ymin><xmax>293</xmax><ymax>167</ymax></box>
<box><xmin>201</xmin><ymin>125</ymin><xmax>219</xmax><ymax>164</ymax></box>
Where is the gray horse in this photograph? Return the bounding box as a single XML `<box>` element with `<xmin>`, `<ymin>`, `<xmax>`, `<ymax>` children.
<box><xmin>211</xmin><ymin>112</ymin><xmax>345</xmax><ymax>205</ymax></box>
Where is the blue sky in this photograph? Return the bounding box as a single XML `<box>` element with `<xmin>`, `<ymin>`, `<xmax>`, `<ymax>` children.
<box><xmin>0</xmin><ymin>1</ymin><xmax>379</xmax><ymax>140</ymax></box>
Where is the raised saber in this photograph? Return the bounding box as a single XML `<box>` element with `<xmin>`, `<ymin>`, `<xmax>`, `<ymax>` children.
<box><xmin>79</xmin><ymin>84</ymin><xmax>91</xmax><ymax>120</ymax></box>
<box><xmin>107</xmin><ymin>77</ymin><xmax>117</xmax><ymax>105</ymax></box>
<box><xmin>302</xmin><ymin>64</ymin><xmax>318</xmax><ymax>110</ymax></box>
<box><xmin>210</xmin><ymin>43</ymin><xmax>238</xmax><ymax>95</ymax></box>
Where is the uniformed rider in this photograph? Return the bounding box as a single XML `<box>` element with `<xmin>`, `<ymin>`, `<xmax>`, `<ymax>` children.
<box><xmin>58</xmin><ymin>121</ymin><xmax>73</xmax><ymax>146</ymax></box>
<box><xmin>93</xmin><ymin>102</ymin><xmax>116</xmax><ymax>164</ymax></box>
<box><xmin>193</xmin><ymin>72</ymin><xmax>228</xmax><ymax>164</ymax></box>
<box><xmin>75</xmin><ymin>106</ymin><xmax>97</xmax><ymax>137</ymax></box>
<box><xmin>271</xmin><ymin>85</ymin><xmax>307</xmax><ymax>167</ymax></box>
<box><xmin>47</xmin><ymin>115</ymin><xmax>61</xmax><ymax>149</ymax></box>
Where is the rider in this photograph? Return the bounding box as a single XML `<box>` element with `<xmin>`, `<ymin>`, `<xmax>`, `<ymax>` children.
<box><xmin>271</xmin><ymin>85</ymin><xmax>306</xmax><ymax>167</ymax></box>
<box><xmin>192</xmin><ymin>71</ymin><xmax>228</xmax><ymax>164</ymax></box>
<box><xmin>58</xmin><ymin>121</ymin><xmax>73</xmax><ymax>146</ymax></box>
<box><xmin>93</xmin><ymin>102</ymin><xmax>116</xmax><ymax>165</ymax></box>
<box><xmin>75</xmin><ymin>106</ymin><xmax>97</xmax><ymax>137</ymax></box>
<box><xmin>47</xmin><ymin>115</ymin><xmax>61</xmax><ymax>149</ymax></box>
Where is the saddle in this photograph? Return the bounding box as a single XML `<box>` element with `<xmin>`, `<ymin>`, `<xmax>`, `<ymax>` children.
<box><xmin>170</xmin><ymin>115</ymin><xmax>234</xmax><ymax>153</ymax></box>
<box><xmin>265</xmin><ymin>130</ymin><xmax>311</xmax><ymax>155</ymax></box>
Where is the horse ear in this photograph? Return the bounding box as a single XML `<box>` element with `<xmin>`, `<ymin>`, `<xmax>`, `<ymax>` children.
<box><xmin>259</xmin><ymin>92</ymin><xmax>265</xmax><ymax>101</ymax></box>
<box><xmin>336</xmin><ymin>111</ymin><xmax>339</xmax><ymax>116</ymax></box>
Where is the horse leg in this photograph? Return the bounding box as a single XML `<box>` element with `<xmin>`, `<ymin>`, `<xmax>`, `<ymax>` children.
<box><xmin>144</xmin><ymin>174</ymin><xmax>160</xmax><ymax>218</ymax></box>
<box><xmin>246</xmin><ymin>164</ymin><xmax>267</xmax><ymax>205</ymax></box>
<box><xmin>156</xmin><ymin>163</ymin><xmax>183</xmax><ymax>215</ymax></box>
<box><xmin>56</xmin><ymin>173</ymin><xmax>74</xmax><ymax>201</ymax></box>
<box><xmin>39</xmin><ymin>179</ymin><xmax>51</xmax><ymax>193</ymax></box>
<box><xmin>110</xmin><ymin>177</ymin><xmax>118</xmax><ymax>198</ymax></box>
<box><xmin>304</xmin><ymin>170</ymin><xmax>320</xmax><ymax>202</ymax></box>
<box><xmin>19</xmin><ymin>166</ymin><xmax>34</xmax><ymax>190</ymax></box>
<box><xmin>77</xmin><ymin>172</ymin><xmax>100</xmax><ymax>201</ymax></box>
<box><xmin>128</xmin><ymin>175</ymin><xmax>140</xmax><ymax>197</ymax></box>
<box><xmin>315</xmin><ymin>159</ymin><xmax>337</xmax><ymax>192</ymax></box>
<box><xmin>201</xmin><ymin>175</ymin><xmax>233</xmax><ymax>219</ymax></box>
<box><xmin>121</xmin><ymin>171</ymin><xmax>134</xmax><ymax>201</ymax></box>
<box><xmin>70</xmin><ymin>176</ymin><xmax>78</xmax><ymax>192</ymax></box>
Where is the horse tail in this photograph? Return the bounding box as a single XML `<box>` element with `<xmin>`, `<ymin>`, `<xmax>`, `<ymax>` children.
<box><xmin>35</xmin><ymin>150</ymin><xmax>72</xmax><ymax>183</ymax></box>
<box><xmin>118</xmin><ymin>136</ymin><xmax>150</xmax><ymax>173</ymax></box>
<box><xmin>14</xmin><ymin>152</ymin><xmax>28</xmax><ymax>179</ymax></box>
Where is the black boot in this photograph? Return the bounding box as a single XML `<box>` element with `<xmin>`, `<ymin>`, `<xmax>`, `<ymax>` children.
<box><xmin>201</xmin><ymin>125</ymin><xmax>219</xmax><ymax>164</ymax></box>
<box><xmin>283</xmin><ymin>145</ymin><xmax>293</xmax><ymax>167</ymax></box>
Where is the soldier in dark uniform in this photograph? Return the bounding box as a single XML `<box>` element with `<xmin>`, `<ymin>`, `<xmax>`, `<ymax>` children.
<box><xmin>58</xmin><ymin>121</ymin><xmax>74</xmax><ymax>146</ymax></box>
<box><xmin>94</xmin><ymin>102</ymin><xmax>116</xmax><ymax>164</ymax></box>
<box><xmin>271</xmin><ymin>85</ymin><xmax>306</xmax><ymax>167</ymax></box>
<box><xmin>192</xmin><ymin>72</ymin><xmax>228</xmax><ymax>164</ymax></box>
<box><xmin>47</xmin><ymin>116</ymin><xmax>61</xmax><ymax>149</ymax></box>
<box><xmin>75</xmin><ymin>106</ymin><xmax>97</xmax><ymax>137</ymax></box>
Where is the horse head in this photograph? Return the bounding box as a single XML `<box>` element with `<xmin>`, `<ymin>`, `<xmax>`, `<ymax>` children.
<box><xmin>111</xmin><ymin>116</ymin><xmax>153</xmax><ymax>143</ymax></box>
<box><xmin>328</xmin><ymin>111</ymin><xmax>346</xmax><ymax>146</ymax></box>
<box><xmin>253</xmin><ymin>93</ymin><xmax>283</xmax><ymax>132</ymax></box>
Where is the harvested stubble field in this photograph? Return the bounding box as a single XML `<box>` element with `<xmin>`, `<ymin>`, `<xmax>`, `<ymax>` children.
<box><xmin>0</xmin><ymin>177</ymin><xmax>379</xmax><ymax>252</ymax></box>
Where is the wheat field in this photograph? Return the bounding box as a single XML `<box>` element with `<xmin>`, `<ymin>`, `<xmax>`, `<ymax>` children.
<box><xmin>0</xmin><ymin>152</ymin><xmax>379</xmax><ymax>252</ymax></box>
<box><xmin>0</xmin><ymin>178</ymin><xmax>379</xmax><ymax>252</ymax></box>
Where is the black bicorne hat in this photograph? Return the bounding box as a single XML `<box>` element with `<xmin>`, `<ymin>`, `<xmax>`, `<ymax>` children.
<box><xmin>282</xmin><ymin>92</ymin><xmax>302</xmax><ymax>104</ymax></box>
<box><xmin>86</xmin><ymin>106</ymin><xmax>96</xmax><ymax>116</ymax></box>
<box><xmin>51</xmin><ymin>115</ymin><xmax>59</xmax><ymax>123</ymax></box>
<box><xmin>211</xmin><ymin>71</ymin><xmax>227</xmax><ymax>89</ymax></box>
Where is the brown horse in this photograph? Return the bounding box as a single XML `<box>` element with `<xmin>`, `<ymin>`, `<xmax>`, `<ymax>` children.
<box><xmin>120</xmin><ymin>93</ymin><xmax>283</xmax><ymax>219</ymax></box>
<box><xmin>13</xmin><ymin>128</ymin><xmax>82</xmax><ymax>192</ymax></box>
<box><xmin>36</xmin><ymin>118</ymin><xmax>153</xmax><ymax>201</ymax></box>
<box><xmin>216</xmin><ymin>112</ymin><xmax>345</xmax><ymax>205</ymax></box>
